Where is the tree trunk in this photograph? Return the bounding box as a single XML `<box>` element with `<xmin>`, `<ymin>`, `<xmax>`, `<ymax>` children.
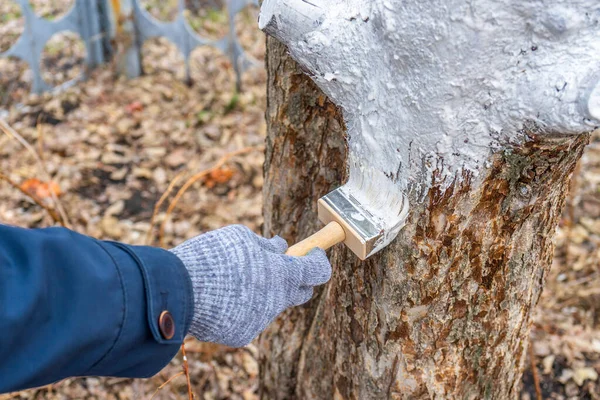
<box><xmin>259</xmin><ymin>37</ymin><xmax>590</xmax><ymax>399</ymax></box>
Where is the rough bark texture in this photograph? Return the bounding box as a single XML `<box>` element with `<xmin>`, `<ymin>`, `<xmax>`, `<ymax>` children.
<box><xmin>259</xmin><ymin>38</ymin><xmax>590</xmax><ymax>399</ymax></box>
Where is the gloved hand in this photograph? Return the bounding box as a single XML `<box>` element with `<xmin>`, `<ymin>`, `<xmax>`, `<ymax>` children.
<box><xmin>169</xmin><ymin>225</ymin><xmax>331</xmax><ymax>347</ymax></box>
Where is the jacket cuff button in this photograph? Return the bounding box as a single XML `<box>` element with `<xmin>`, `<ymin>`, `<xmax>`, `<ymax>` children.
<box><xmin>158</xmin><ymin>310</ymin><xmax>175</xmax><ymax>340</ymax></box>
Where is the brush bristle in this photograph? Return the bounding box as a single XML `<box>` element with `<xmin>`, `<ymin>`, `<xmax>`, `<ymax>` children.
<box><xmin>319</xmin><ymin>158</ymin><xmax>410</xmax><ymax>259</ymax></box>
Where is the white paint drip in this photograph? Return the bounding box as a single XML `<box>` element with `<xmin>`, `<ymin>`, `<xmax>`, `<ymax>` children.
<box><xmin>585</xmin><ymin>73</ymin><xmax>600</xmax><ymax>121</ymax></box>
<box><xmin>342</xmin><ymin>154</ymin><xmax>409</xmax><ymax>256</ymax></box>
<box><xmin>260</xmin><ymin>0</ymin><xmax>600</xmax><ymax>252</ymax></box>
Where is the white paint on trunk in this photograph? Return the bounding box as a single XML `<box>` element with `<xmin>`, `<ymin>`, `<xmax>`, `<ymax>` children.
<box><xmin>339</xmin><ymin>157</ymin><xmax>410</xmax><ymax>256</ymax></box>
<box><xmin>260</xmin><ymin>0</ymin><xmax>600</xmax><ymax>198</ymax></box>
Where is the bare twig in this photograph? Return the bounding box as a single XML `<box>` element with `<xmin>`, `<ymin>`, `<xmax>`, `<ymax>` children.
<box><xmin>148</xmin><ymin>371</ymin><xmax>184</xmax><ymax>400</ymax></box>
<box><xmin>146</xmin><ymin>170</ymin><xmax>187</xmax><ymax>245</ymax></box>
<box><xmin>181</xmin><ymin>344</ymin><xmax>195</xmax><ymax>400</ymax></box>
<box><xmin>158</xmin><ymin>146</ymin><xmax>263</xmax><ymax>247</ymax></box>
<box><xmin>155</xmin><ymin>372</ymin><xmax>180</xmax><ymax>397</ymax></box>
<box><xmin>0</xmin><ymin>119</ymin><xmax>71</xmax><ymax>228</ymax></box>
<box><xmin>36</xmin><ymin>114</ymin><xmax>45</xmax><ymax>162</ymax></box>
<box><xmin>0</xmin><ymin>172</ymin><xmax>63</xmax><ymax>225</ymax></box>
<box><xmin>529</xmin><ymin>340</ymin><xmax>543</xmax><ymax>400</ymax></box>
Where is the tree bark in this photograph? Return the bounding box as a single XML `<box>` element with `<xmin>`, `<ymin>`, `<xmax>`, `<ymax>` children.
<box><xmin>259</xmin><ymin>37</ymin><xmax>590</xmax><ymax>400</ymax></box>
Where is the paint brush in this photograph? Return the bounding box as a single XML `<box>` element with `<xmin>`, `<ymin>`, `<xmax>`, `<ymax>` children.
<box><xmin>286</xmin><ymin>164</ymin><xmax>410</xmax><ymax>260</ymax></box>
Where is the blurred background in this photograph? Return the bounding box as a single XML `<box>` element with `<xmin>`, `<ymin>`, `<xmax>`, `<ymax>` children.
<box><xmin>0</xmin><ymin>1</ymin><xmax>598</xmax><ymax>399</ymax></box>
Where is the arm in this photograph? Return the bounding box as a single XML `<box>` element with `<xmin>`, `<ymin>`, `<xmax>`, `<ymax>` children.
<box><xmin>0</xmin><ymin>224</ymin><xmax>331</xmax><ymax>394</ymax></box>
<box><xmin>0</xmin><ymin>224</ymin><xmax>193</xmax><ymax>393</ymax></box>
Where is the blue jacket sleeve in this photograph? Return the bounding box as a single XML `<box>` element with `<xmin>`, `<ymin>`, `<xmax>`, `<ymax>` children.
<box><xmin>0</xmin><ymin>225</ymin><xmax>194</xmax><ymax>393</ymax></box>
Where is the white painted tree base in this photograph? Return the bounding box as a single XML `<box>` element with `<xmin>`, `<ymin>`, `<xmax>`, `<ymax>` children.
<box><xmin>260</xmin><ymin>0</ymin><xmax>600</xmax><ymax>198</ymax></box>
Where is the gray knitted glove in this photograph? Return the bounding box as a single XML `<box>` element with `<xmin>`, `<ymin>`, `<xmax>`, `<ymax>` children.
<box><xmin>169</xmin><ymin>225</ymin><xmax>331</xmax><ymax>347</ymax></box>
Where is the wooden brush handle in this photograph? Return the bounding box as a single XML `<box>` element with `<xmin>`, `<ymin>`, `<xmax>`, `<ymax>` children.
<box><xmin>286</xmin><ymin>221</ymin><xmax>346</xmax><ymax>257</ymax></box>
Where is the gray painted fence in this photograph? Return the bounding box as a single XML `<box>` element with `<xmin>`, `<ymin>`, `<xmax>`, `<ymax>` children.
<box><xmin>0</xmin><ymin>0</ymin><xmax>259</xmax><ymax>94</ymax></box>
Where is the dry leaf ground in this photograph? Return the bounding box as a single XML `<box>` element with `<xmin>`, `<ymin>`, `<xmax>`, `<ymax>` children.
<box><xmin>1</xmin><ymin>1</ymin><xmax>266</xmax><ymax>399</ymax></box>
<box><xmin>1</xmin><ymin>1</ymin><xmax>599</xmax><ymax>399</ymax></box>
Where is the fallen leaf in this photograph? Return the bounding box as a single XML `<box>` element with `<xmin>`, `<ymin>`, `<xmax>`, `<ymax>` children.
<box><xmin>242</xmin><ymin>352</ymin><xmax>258</xmax><ymax>378</ymax></box>
<box><xmin>204</xmin><ymin>167</ymin><xmax>235</xmax><ymax>189</ymax></box>
<box><xmin>115</xmin><ymin>118</ymin><xmax>135</xmax><ymax>135</ymax></box>
<box><xmin>100</xmin><ymin>216</ymin><xmax>123</xmax><ymax>239</ymax></box>
<box><xmin>542</xmin><ymin>355</ymin><xmax>555</xmax><ymax>375</ymax></box>
<box><xmin>110</xmin><ymin>167</ymin><xmax>128</xmax><ymax>181</ymax></box>
<box><xmin>242</xmin><ymin>389</ymin><xmax>258</xmax><ymax>400</ymax></box>
<box><xmin>558</xmin><ymin>369</ymin><xmax>574</xmax><ymax>384</ymax></box>
<box><xmin>125</xmin><ymin>101</ymin><xmax>144</xmax><ymax>114</ymax></box>
<box><xmin>20</xmin><ymin>178</ymin><xmax>62</xmax><ymax>199</ymax></box>
<box><xmin>101</xmin><ymin>152</ymin><xmax>128</xmax><ymax>164</ymax></box>
<box><xmin>165</xmin><ymin>149</ymin><xmax>188</xmax><ymax>168</ymax></box>
<box><xmin>573</xmin><ymin>367</ymin><xmax>598</xmax><ymax>386</ymax></box>
<box><xmin>133</xmin><ymin>167</ymin><xmax>154</xmax><ymax>180</ymax></box>
<box><xmin>105</xmin><ymin>200</ymin><xmax>125</xmax><ymax>217</ymax></box>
